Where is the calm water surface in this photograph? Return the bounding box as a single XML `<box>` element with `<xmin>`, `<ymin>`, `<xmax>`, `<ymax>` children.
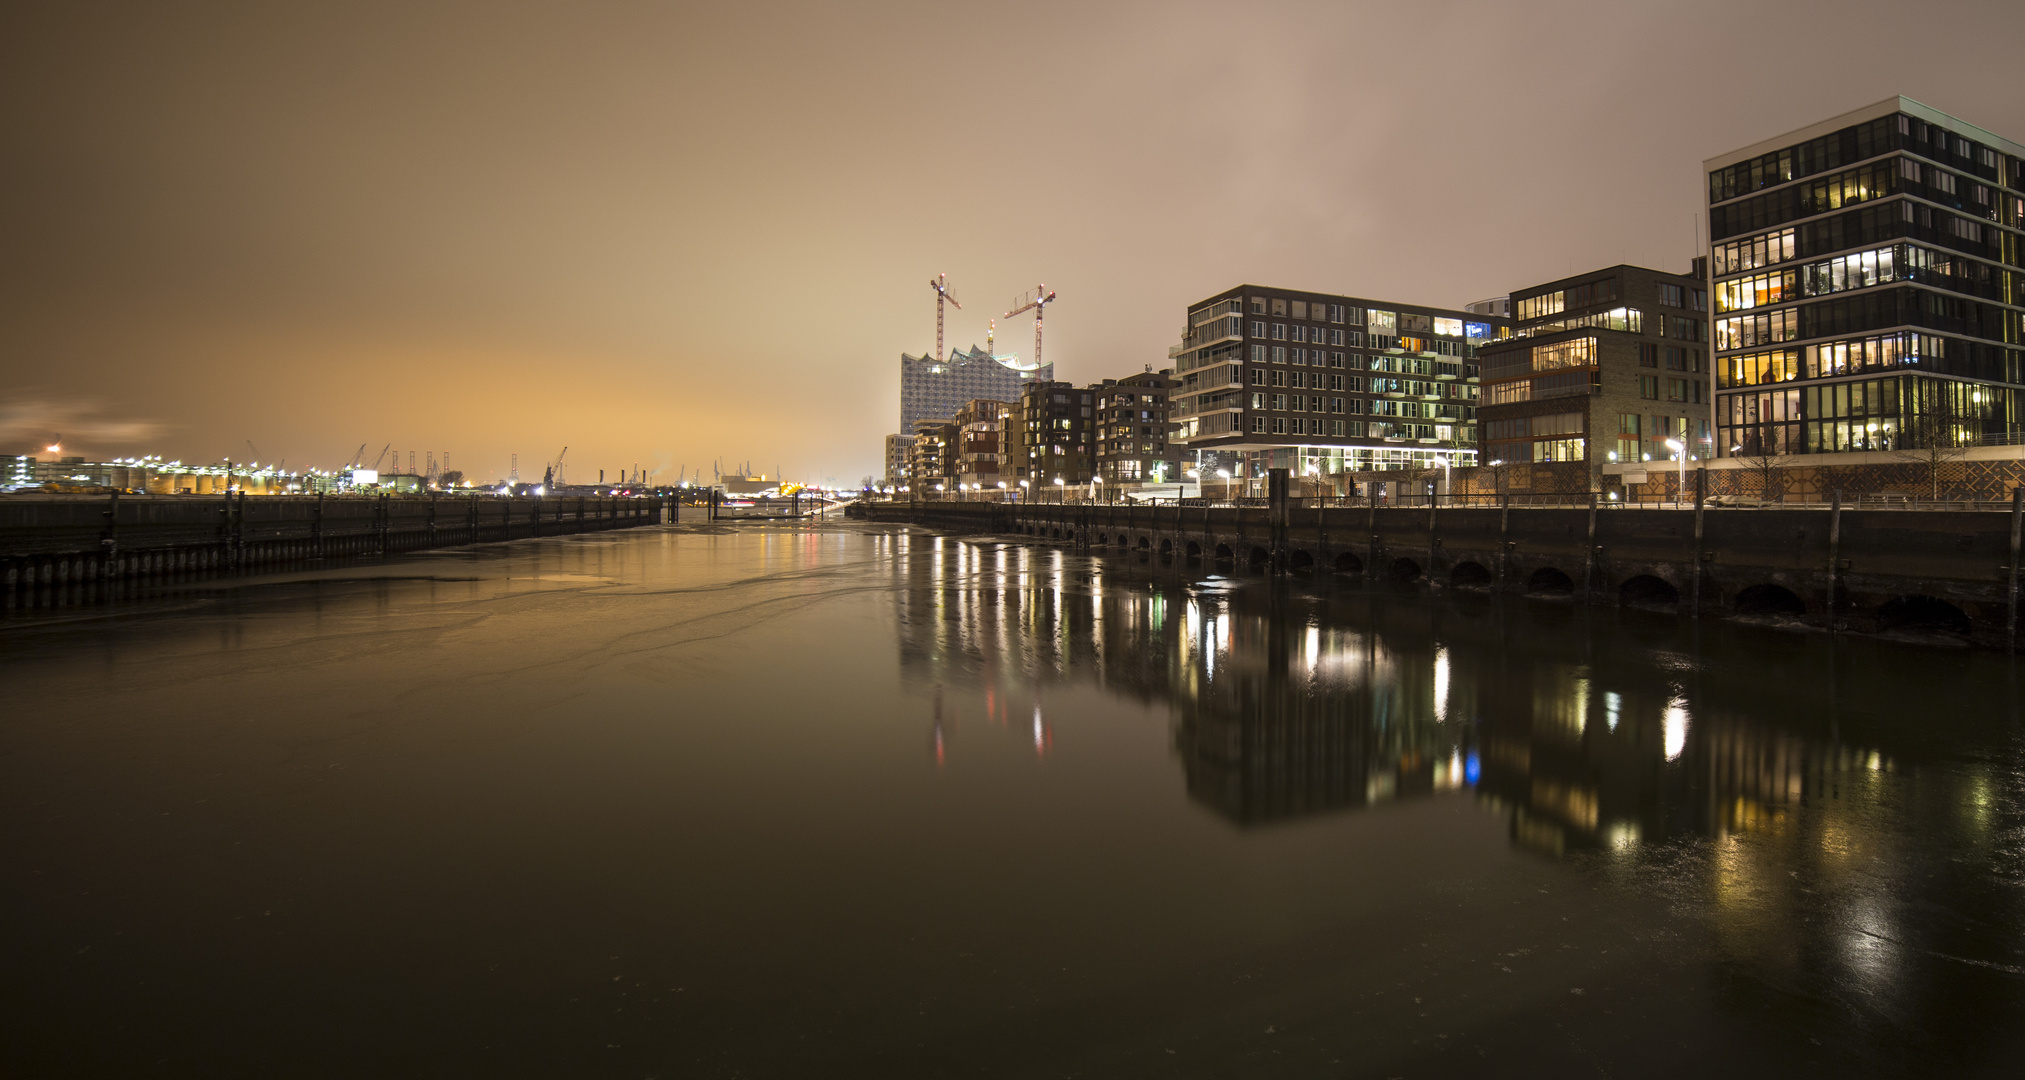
<box><xmin>3</xmin><ymin>521</ymin><xmax>2022</xmax><ymax>1078</ymax></box>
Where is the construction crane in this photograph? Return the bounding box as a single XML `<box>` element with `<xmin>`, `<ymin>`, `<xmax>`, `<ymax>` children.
<box><xmin>928</xmin><ymin>273</ymin><xmax>961</xmax><ymax>363</ymax></box>
<box><xmin>370</xmin><ymin>444</ymin><xmax>390</xmax><ymax>470</ymax></box>
<box><xmin>347</xmin><ymin>443</ymin><xmax>366</xmax><ymax>469</ymax></box>
<box><xmin>544</xmin><ymin>446</ymin><xmax>568</xmax><ymax>488</ymax></box>
<box><xmin>1003</xmin><ymin>284</ymin><xmax>1057</xmax><ymax>370</ymax></box>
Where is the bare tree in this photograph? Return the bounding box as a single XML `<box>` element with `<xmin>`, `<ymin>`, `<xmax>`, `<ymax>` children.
<box><xmin>1731</xmin><ymin>446</ymin><xmax>1783</xmax><ymax>503</ymax></box>
<box><xmin>1891</xmin><ymin>386</ymin><xmax>1972</xmax><ymax>500</ymax></box>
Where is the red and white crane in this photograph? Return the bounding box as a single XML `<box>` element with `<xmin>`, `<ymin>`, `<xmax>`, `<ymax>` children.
<box><xmin>928</xmin><ymin>273</ymin><xmax>961</xmax><ymax>363</ymax></box>
<box><xmin>1003</xmin><ymin>284</ymin><xmax>1057</xmax><ymax>369</ymax></box>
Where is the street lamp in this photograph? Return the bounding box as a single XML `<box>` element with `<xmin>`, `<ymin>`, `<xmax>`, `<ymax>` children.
<box><xmin>997</xmin><ymin>480</ymin><xmax>1008</xmax><ymax>502</ymax></box>
<box><xmin>1053</xmin><ymin>477</ymin><xmax>1065</xmax><ymax>503</ymax></box>
<box><xmin>1018</xmin><ymin>479</ymin><xmax>1029</xmax><ymax>502</ymax></box>
<box><xmin>1664</xmin><ymin>438</ymin><xmax>1685</xmax><ymax>507</ymax></box>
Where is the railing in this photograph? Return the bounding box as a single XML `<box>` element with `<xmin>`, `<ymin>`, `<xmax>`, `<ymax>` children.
<box><xmin>858</xmin><ymin>490</ymin><xmax>2024</xmax><ymax>512</ymax></box>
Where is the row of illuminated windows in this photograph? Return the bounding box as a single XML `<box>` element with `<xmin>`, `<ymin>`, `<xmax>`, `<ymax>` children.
<box><xmin>1715</xmin><ymin>308</ymin><xmax>1799</xmax><ymax>351</ymax></box>
<box><xmin>1709</xmin><ymin>159</ymin><xmax>1899</xmax><ymax>240</ymax></box>
<box><xmin>1251</xmin><ymin>368</ymin><xmax>1356</xmax><ymax>391</ymax></box>
<box><xmin>1250</xmin><ymin>416</ymin><xmax>1355</xmax><ymax>438</ymax></box>
<box><xmin>1717</xmin><ymin>242</ymin><xmax>2019</xmax><ymax>314</ymax></box>
<box><xmin>1244</xmin><ymin>298</ymin><xmax>1497</xmax><ymax>338</ymax></box>
<box><xmin>1253</xmin><ymin>322</ymin><xmax>1360</xmax><ymax>345</ymax></box>
<box><xmin>1250</xmin><ymin>345</ymin><xmax>1349</xmax><ymax>366</ymax></box>
<box><xmin>1717</xmin><ymin>332</ymin><xmax>1957</xmax><ymax>388</ymax></box>
<box><xmin>1717</xmin><ymin>373</ymin><xmax>2008</xmax><ymax>430</ymax></box>
<box><xmin>1251</xmin><ymin>394</ymin><xmax>1348</xmax><ymax>414</ymax></box>
<box><xmin>1503</xmin><ymin>307</ymin><xmax>1646</xmax><ymax>341</ymax></box>
<box><xmin>1237</xmin><ymin>347</ymin><xmax>1487</xmax><ymax>378</ymax></box>
<box><xmin>1369</xmin><ymin>422</ymin><xmax>1458</xmax><ymax>442</ymax></box>
<box><xmin>1609</xmin><ymin>417</ymin><xmax>1712</xmax><ymax>463</ymax></box>
<box><xmin>1713</xmin><ymin>228</ymin><xmax>1797</xmax><ymax>276</ymax></box>
<box><xmin>1717</xmin><ymin>285</ymin><xmax>2021</xmax><ymax>354</ymax></box>
<box><xmin>1482</xmin><ymin>369</ymin><xmax>1594</xmax><ymax>405</ymax></box>
<box><xmin>1721</xmin><ymin>415</ymin><xmax>2015</xmax><ymax>458</ymax></box>
<box><xmin>1481</xmin><ymin>336</ymin><xmax>1597</xmax><ymax>380</ymax></box>
<box><xmin>1515</xmin><ymin>279</ymin><xmax>1620</xmax><ymax>323</ymax></box>
<box><xmin>1714</xmin><ymin>197</ymin><xmax>2014</xmax><ymax>293</ymax></box>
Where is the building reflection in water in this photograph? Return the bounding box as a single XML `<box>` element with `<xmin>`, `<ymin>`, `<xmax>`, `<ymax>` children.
<box><xmin>884</xmin><ymin>533</ymin><xmax>2025</xmax><ymax>1042</ymax></box>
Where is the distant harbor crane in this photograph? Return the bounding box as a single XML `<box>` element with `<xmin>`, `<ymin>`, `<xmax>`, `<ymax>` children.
<box><xmin>1004</xmin><ymin>284</ymin><xmax>1057</xmax><ymax>370</ymax></box>
<box><xmin>929</xmin><ymin>273</ymin><xmax>961</xmax><ymax>363</ymax></box>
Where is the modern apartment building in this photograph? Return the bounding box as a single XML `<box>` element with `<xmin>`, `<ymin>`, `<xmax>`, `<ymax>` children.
<box><xmin>899</xmin><ymin>345</ymin><xmax>1051</xmax><ymax>434</ymax></box>
<box><xmin>882</xmin><ymin>434</ymin><xmax>911</xmax><ymax>486</ymax></box>
<box><xmin>953</xmin><ymin>398</ymin><xmax>1011</xmax><ymax>491</ymax></box>
<box><xmin>1707</xmin><ymin>97</ymin><xmax>2025</xmax><ymax>458</ymax></box>
<box><xmin>1170</xmin><ymin>286</ymin><xmax>1507</xmax><ymax>484</ymax></box>
<box><xmin>905</xmin><ymin>417</ymin><xmax>956</xmax><ymax>493</ymax></box>
<box><xmin>1014</xmin><ymin>380</ymin><xmax>1095</xmax><ymax>493</ymax></box>
<box><xmin>1476</xmin><ymin>263</ymin><xmax>1710</xmax><ymax>489</ymax></box>
<box><xmin>1093</xmin><ymin>369</ymin><xmax>1178</xmax><ymax>487</ymax></box>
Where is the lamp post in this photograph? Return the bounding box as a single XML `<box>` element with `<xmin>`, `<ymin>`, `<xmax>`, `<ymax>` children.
<box><xmin>997</xmin><ymin>480</ymin><xmax>1008</xmax><ymax>503</ymax></box>
<box><xmin>1053</xmin><ymin>477</ymin><xmax>1065</xmax><ymax>504</ymax></box>
<box><xmin>1018</xmin><ymin>479</ymin><xmax>1029</xmax><ymax>503</ymax></box>
<box><xmin>1664</xmin><ymin>438</ymin><xmax>1685</xmax><ymax>507</ymax></box>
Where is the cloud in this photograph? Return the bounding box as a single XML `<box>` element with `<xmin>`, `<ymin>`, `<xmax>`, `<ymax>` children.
<box><xmin>0</xmin><ymin>400</ymin><xmax>165</xmax><ymax>457</ymax></box>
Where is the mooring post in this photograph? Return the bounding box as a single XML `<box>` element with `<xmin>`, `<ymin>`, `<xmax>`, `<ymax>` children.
<box><xmin>1583</xmin><ymin>491</ymin><xmax>1598</xmax><ymax>603</ymax></box>
<box><xmin>2008</xmin><ymin>486</ymin><xmax>2022</xmax><ymax>649</ymax></box>
<box><xmin>1692</xmin><ymin>466</ymin><xmax>1707</xmax><ymax>619</ymax></box>
<box><xmin>101</xmin><ymin>489</ymin><xmax>119</xmax><ymax>580</ymax></box>
<box><xmin>1496</xmin><ymin>486</ymin><xmax>1511</xmax><ymax>592</ymax></box>
<box><xmin>1426</xmin><ymin>482</ymin><xmax>1439</xmax><ymax>584</ymax></box>
<box><xmin>1367</xmin><ymin>497</ymin><xmax>1379</xmax><ymax>581</ymax></box>
<box><xmin>1827</xmin><ymin>489</ymin><xmax>1843</xmax><ymax>634</ymax></box>
<box><xmin>1268</xmin><ymin>467</ymin><xmax>1289</xmax><ymax>571</ymax></box>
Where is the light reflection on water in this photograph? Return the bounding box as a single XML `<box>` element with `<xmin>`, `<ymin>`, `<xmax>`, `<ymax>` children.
<box><xmin>891</xmin><ymin>531</ymin><xmax>2025</xmax><ymax>1063</ymax></box>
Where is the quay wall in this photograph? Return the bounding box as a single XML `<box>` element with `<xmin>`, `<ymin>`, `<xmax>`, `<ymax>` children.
<box><xmin>2</xmin><ymin>493</ymin><xmax>670</xmax><ymax>603</ymax></box>
<box><xmin>860</xmin><ymin>495</ymin><xmax>2025</xmax><ymax>647</ymax></box>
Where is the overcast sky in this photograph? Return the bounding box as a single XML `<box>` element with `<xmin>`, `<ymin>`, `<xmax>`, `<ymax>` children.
<box><xmin>3</xmin><ymin>0</ymin><xmax>2020</xmax><ymax>484</ymax></box>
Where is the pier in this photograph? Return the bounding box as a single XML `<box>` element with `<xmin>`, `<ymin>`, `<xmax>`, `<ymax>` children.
<box><xmin>1</xmin><ymin>492</ymin><xmax>671</xmax><ymax>604</ymax></box>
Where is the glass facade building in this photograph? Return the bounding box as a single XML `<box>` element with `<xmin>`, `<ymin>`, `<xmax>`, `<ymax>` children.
<box><xmin>898</xmin><ymin>346</ymin><xmax>1051</xmax><ymax>435</ymax></box>
<box><xmin>1706</xmin><ymin>97</ymin><xmax>2025</xmax><ymax>457</ymax></box>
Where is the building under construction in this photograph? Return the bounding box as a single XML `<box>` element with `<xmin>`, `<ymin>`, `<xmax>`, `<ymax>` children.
<box><xmin>898</xmin><ymin>345</ymin><xmax>1051</xmax><ymax>434</ymax></box>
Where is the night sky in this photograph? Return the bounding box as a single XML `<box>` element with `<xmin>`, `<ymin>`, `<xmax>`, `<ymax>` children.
<box><xmin>3</xmin><ymin>1</ymin><xmax>2020</xmax><ymax>484</ymax></box>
